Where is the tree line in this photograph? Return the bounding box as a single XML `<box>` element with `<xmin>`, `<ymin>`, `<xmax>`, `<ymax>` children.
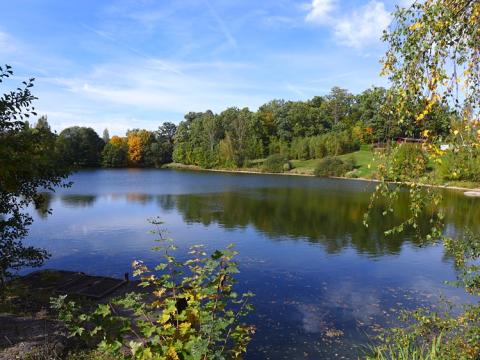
<box><xmin>28</xmin><ymin>118</ymin><xmax>177</xmax><ymax>168</ymax></box>
<box><xmin>31</xmin><ymin>85</ymin><xmax>452</xmax><ymax>170</ymax></box>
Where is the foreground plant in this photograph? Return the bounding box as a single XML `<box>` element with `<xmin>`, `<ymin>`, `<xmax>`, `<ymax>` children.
<box><xmin>52</xmin><ymin>220</ymin><xmax>255</xmax><ymax>359</ymax></box>
<box><xmin>366</xmin><ymin>230</ymin><xmax>480</xmax><ymax>358</ymax></box>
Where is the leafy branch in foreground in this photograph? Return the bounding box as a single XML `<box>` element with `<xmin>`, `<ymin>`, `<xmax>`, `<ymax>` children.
<box><xmin>0</xmin><ymin>65</ymin><xmax>70</xmax><ymax>287</ymax></box>
<box><xmin>52</xmin><ymin>219</ymin><xmax>255</xmax><ymax>359</ymax></box>
<box><xmin>366</xmin><ymin>0</ymin><xmax>480</xmax><ymax>358</ymax></box>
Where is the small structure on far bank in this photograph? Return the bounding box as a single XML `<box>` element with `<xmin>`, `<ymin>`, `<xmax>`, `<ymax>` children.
<box><xmin>464</xmin><ymin>189</ymin><xmax>480</xmax><ymax>197</ymax></box>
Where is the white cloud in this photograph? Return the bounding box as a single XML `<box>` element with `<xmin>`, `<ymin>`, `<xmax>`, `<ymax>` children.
<box><xmin>305</xmin><ymin>0</ymin><xmax>337</xmax><ymax>24</ymax></box>
<box><xmin>334</xmin><ymin>1</ymin><xmax>391</xmax><ymax>48</ymax></box>
<box><xmin>33</xmin><ymin>58</ymin><xmax>268</xmax><ymax>135</ymax></box>
<box><xmin>305</xmin><ymin>0</ymin><xmax>392</xmax><ymax>49</ymax></box>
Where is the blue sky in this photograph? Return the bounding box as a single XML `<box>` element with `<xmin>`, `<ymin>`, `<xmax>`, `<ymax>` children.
<box><xmin>0</xmin><ymin>0</ymin><xmax>411</xmax><ymax>135</ymax></box>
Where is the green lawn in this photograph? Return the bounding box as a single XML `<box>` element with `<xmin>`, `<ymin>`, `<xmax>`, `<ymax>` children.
<box><xmin>289</xmin><ymin>148</ymin><xmax>379</xmax><ymax>178</ymax></box>
<box><xmin>168</xmin><ymin>149</ymin><xmax>479</xmax><ymax>188</ymax></box>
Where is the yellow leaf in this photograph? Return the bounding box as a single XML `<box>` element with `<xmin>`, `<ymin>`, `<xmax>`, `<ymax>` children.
<box><xmin>159</xmin><ymin>312</ymin><xmax>170</xmax><ymax>324</ymax></box>
<box><xmin>166</xmin><ymin>347</ymin><xmax>180</xmax><ymax>360</ymax></box>
<box><xmin>153</xmin><ymin>288</ymin><xmax>166</xmax><ymax>298</ymax></box>
<box><xmin>179</xmin><ymin>322</ymin><xmax>191</xmax><ymax>335</ymax></box>
<box><xmin>409</xmin><ymin>22</ymin><xmax>422</xmax><ymax>31</ymax></box>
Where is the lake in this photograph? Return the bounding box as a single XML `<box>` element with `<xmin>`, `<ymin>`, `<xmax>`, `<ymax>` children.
<box><xmin>25</xmin><ymin>169</ymin><xmax>479</xmax><ymax>359</ymax></box>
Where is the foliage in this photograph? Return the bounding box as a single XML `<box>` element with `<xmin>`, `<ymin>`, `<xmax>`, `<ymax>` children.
<box><xmin>57</xmin><ymin>126</ymin><xmax>105</xmax><ymax>167</ymax></box>
<box><xmin>52</xmin><ymin>221</ymin><xmax>255</xmax><ymax>359</ymax></box>
<box><xmin>262</xmin><ymin>154</ymin><xmax>288</xmax><ymax>173</ymax></box>
<box><xmin>102</xmin><ymin>139</ymin><xmax>128</xmax><ymax>168</ymax></box>
<box><xmin>438</xmin><ymin>148</ymin><xmax>480</xmax><ymax>182</ymax></box>
<box><xmin>148</xmin><ymin>122</ymin><xmax>177</xmax><ymax>167</ymax></box>
<box><xmin>314</xmin><ymin>156</ymin><xmax>355</xmax><ymax>177</ymax></box>
<box><xmin>366</xmin><ymin>332</ymin><xmax>446</xmax><ymax>360</ymax></box>
<box><xmin>367</xmin><ymin>232</ymin><xmax>480</xmax><ymax>360</ymax></box>
<box><xmin>388</xmin><ymin>143</ymin><xmax>428</xmax><ymax>182</ymax></box>
<box><xmin>101</xmin><ymin>124</ymin><xmax>177</xmax><ymax>169</ymax></box>
<box><xmin>127</xmin><ymin>129</ymin><xmax>153</xmax><ymax>167</ymax></box>
<box><xmin>382</xmin><ymin>0</ymin><xmax>479</xmax><ymax>130</ymax></box>
<box><xmin>367</xmin><ymin>0</ymin><xmax>480</xmax><ymax>358</ymax></box>
<box><xmin>0</xmin><ymin>65</ymin><xmax>70</xmax><ymax>286</ymax></box>
<box><xmin>168</xmin><ymin>83</ymin><xmax>457</xmax><ymax>172</ymax></box>
<box><xmin>217</xmin><ymin>134</ymin><xmax>236</xmax><ymax>169</ymax></box>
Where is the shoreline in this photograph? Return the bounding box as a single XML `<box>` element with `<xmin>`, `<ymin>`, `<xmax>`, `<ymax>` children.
<box><xmin>163</xmin><ymin>163</ymin><xmax>479</xmax><ymax>193</ymax></box>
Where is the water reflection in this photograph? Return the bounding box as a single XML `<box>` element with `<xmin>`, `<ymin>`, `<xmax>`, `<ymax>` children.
<box><xmin>60</xmin><ymin>194</ymin><xmax>97</xmax><ymax>208</ymax></box>
<box><xmin>34</xmin><ymin>192</ymin><xmax>54</xmax><ymax>219</ymax></box>
<box><xmin>46</xmin><ymin>186</ymin><xmax>480</xmax><ymax>258</ymax></box>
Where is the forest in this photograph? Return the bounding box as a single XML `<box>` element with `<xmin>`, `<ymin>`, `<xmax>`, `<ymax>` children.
<box><xmin>40</xmin><ymin>86</ymin><xmax>454</xmax><ymax>173</ymax></box>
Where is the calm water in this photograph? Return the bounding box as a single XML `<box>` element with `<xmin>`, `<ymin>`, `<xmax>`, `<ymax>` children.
<box><xmin>25</xmin><ymin>169</ymin><xmax>479</xmax><ymax>359</ymax></box>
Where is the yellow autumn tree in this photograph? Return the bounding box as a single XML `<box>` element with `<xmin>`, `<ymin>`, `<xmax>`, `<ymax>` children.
<box><xmin>126</xmin><ymin>130</ymin><xmax>153</xmax><ymax>166</ymax></box>
<box><xmin>110</xmin><ymin>135</ymin><xmax>126</xmax><ymax>146</ymax></box>
<box><xmin>127</xmin><ymin>134</ymin><xmax>142</xmax><ymax>165</ymax></box>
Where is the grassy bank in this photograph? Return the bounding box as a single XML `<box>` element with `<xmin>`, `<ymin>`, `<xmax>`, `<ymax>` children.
<box><xmin>164</xmin><ymin>148</ymin><xmax>480</xmax><ymax>191</ymax></box>
<box><xmin>289</xmin><ymin>148</ymin><xmax>379</xmax><ymax>178</ymax></box>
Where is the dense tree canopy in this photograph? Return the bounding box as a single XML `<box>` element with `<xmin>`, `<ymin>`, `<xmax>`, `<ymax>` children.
<box><xmin>41</xmin><ymin>85</ymin><xmax>460</xmax><ymax>172</ymax></box>
<box><xmin>170</xmin><ymin>85</ymin><xmax>455</xmax><ymax>169</ymax></box>
<box><xmin>101</xmin><ymin>136</ymin><xmax>128</xmax><ymax>168</ymax></box>
<box><xmin>98</xmin><ymin>123</ymin><xmax>178</xmax><ymax>168</ymax></box>
<box><xmin>56</xmin><ymin>126</ymin><xmax>105</xmax><ymax>167</ymax></box>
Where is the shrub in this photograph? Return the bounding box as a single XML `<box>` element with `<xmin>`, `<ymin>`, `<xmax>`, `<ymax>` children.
<box><xmin>263</xmin><ymin>154</ymin><xmax>288</xmax><ymax>173</ymax></box>
<box><xmin>314</xmin><ymin>156</ymin><xmax>355</xmax><ymax>177</ymax></box>
<box><xmin>388</xmin><ymin>143</ymin><xmax>428</xmax><ymax>181</ymax></box>
<box><xmin>52</xmin><ymin>220</ymin><xmax>255</xmax><ymax>360</ymax></box>
<box><xmin>438</xmin><ymin>148</ymin><xmax>480</xmax><ymax>182</ymax></box>
<box><xmin>283</xmin><ymin>161</ymin><xmax>292</xmax><ymax>171</ymax></box>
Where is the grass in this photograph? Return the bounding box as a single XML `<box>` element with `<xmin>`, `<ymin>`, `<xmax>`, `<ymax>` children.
<box><xmin>288</xmin><ymin>158</ymin><xmax>321</xmax><ymax>175</ymax></box>
<box><xmin>165</xmin><ymin>147</ymin><xmax>480</xmax><ymax>189</ymax></box>
<box><xmin>289</xmin><ymin>147</ymin><xmax>380</xmax><ymax>178</ymax></box>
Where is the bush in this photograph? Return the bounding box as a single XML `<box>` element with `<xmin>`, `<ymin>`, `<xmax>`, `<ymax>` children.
<box><xmin>52</xmin><ymin>220</ymin><xmax>255</xmax><ymax>360</ymax></box>
<box><xmin>314</xmin><ymin>156</ymin><xmax>355</xmax><ymax>177</ymax></box>
<box><xmin>263</xmin><ymin>154</ymin><xmax>288</xmax><ymax>173</ymax></box>
<box><xmin>283</xmin><ymin>161</ymin><xmax>292</xmax><ymax>171</ymax></box>
<box><xmin>388</xmin><ymin>143</ymin><xmax>428</xmax><ymax>181</ymax></box>
<box><xmin>438</xmin><ymin>148</ymin><xmax>480</xmax><ymax>182</ymax></box>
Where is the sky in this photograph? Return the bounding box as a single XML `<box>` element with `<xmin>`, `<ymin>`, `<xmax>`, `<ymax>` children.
<box><xmin>0</xmin><ymin>0</ymin><xmax>411</xmax><ymax>135</ymax></box>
